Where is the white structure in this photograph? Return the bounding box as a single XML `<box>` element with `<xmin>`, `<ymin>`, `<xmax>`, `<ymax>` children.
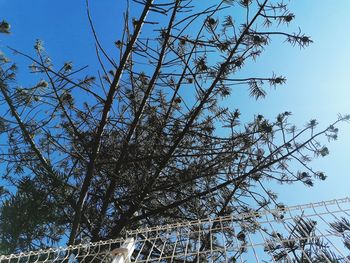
<box><xmin>1</xmin><ymin>197</ymin><xmax>350</xmax><ymax>262</ymax></box>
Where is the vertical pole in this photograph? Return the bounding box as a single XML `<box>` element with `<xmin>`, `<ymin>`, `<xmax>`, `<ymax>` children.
<box><xmin>111</xmin><ymin>238</ymin><xmax>135</xmax><ymax>263</ymax></box>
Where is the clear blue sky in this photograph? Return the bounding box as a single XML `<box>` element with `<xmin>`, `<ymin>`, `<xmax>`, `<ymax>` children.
<box><xmin>0</xmin><ymin>0</ymin><xmax>349</xmax><ymax>206</ymax></box>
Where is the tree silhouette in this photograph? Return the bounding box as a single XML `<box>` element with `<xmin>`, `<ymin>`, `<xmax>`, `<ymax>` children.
<box><xmin>0</xmin><ymin>0</ymin><xmax>348</xmax><ymax>255</ymax></box>
<box><xmin>264</xmin><ymin>216</ymin><xmax>350</xmax><ymax>262</ymax></box>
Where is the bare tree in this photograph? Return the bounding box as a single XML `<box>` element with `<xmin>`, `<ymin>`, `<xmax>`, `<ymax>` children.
<box><xmin>0</xmin><ymin>0</ymin><xmax>347</xmax><ymax>254</ymax></box>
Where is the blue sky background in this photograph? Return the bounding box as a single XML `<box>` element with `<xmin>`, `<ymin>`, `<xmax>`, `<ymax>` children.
<box><xmin>0</xmin><ymin>0</ymin><xmax>349</xmax><ymax>207</ymax></box>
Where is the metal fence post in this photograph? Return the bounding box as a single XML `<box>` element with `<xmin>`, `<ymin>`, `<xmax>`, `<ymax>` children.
<box><xmin>111</xmin><ymin>238</ymin><xmax>135</xmax><ymax>263</ymax></box>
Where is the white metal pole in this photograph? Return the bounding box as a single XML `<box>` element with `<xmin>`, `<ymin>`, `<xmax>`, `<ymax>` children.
<box><xmin>111</xmin><ymin>238</ymin><xmax>135</xmax><ymax>263</ymax></box>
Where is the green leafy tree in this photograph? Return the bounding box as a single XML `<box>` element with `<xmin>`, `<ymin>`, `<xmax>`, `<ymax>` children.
<box><xmin>0</xmin><ymin>0</ymin><xmax>347</xmax><ymax>257</ymax></box>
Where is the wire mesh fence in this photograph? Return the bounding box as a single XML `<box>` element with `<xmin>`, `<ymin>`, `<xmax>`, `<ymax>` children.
<box><xmin>1</xmin><ymin>197</ymin><xmax>350</xmax><ymax>262</ymax></box>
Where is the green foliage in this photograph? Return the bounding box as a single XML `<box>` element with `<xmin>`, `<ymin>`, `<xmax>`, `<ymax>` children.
<box><xmin>0</xmin><ymin>178</ymin><xmax>66</xmax><ymax>254</ymax></box>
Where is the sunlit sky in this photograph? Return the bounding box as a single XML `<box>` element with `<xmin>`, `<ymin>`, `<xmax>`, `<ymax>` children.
<box><xmin>0</xmin><ymin>0</ymin><xmax>349</xmax><ymax>206</ymax></box>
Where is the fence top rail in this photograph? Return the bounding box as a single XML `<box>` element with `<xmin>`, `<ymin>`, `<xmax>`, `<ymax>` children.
<box><xmin>126</xmin><ymin>196</ymin><xmax>350</xmax><ymax>235</ymax></box>
<box><xmin>0</xmin><ymin>237</ymin><xmax>126</xmax><ymax>260</ymax></box>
